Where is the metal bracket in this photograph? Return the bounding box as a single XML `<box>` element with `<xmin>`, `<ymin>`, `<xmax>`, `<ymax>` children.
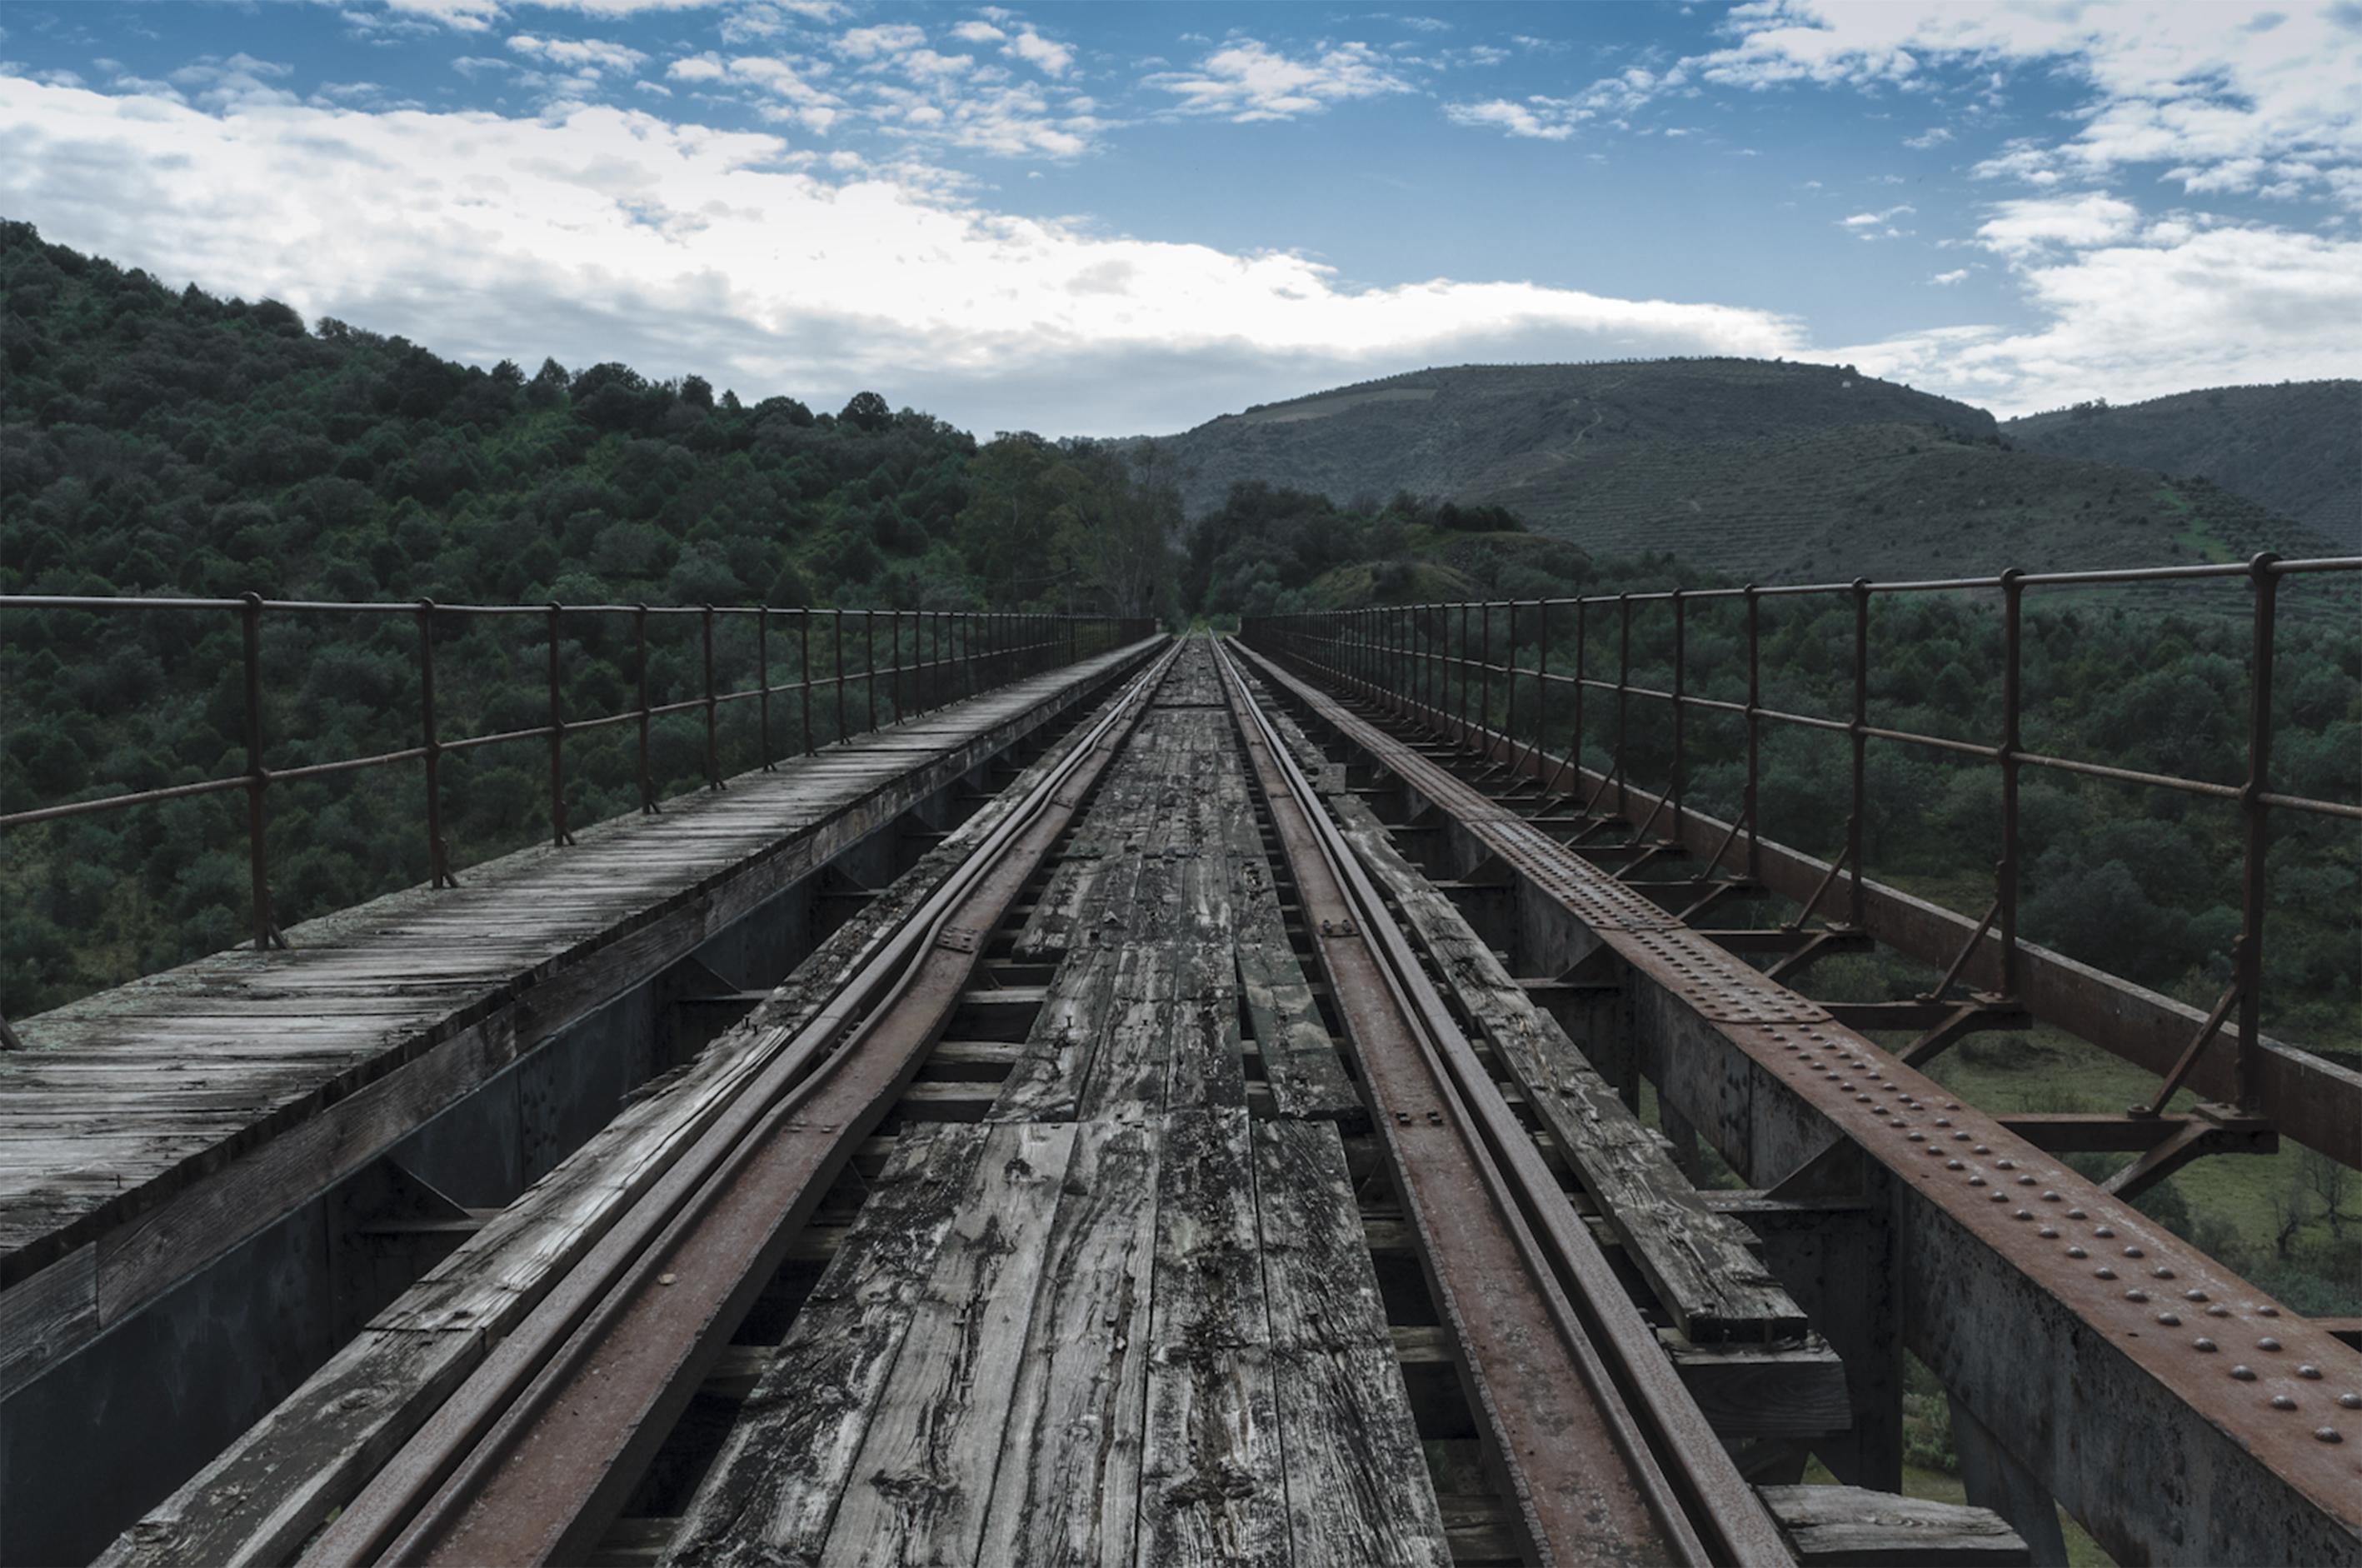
<box><xmin>937</xmin><ymin>926</ymin><xmax>980</xmax><ymax>953</ymax></box>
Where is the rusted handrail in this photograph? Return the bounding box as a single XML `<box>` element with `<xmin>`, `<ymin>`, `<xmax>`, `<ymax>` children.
<box><xmin>1245</xmin><ymin>554</ymin><xmax>2361</xmax><ymax>1116</ymax></box>
<box><xmin>2</xmin><ymin>595</ymin><xmax>1151</xmax><ymax>956</ymax></box>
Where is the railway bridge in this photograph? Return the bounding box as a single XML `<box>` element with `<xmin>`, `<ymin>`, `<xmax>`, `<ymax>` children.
<box><xmin>2</xmin><ymin>567</ymin><xmax>2358</xmax><ymax>1568</ymax></box>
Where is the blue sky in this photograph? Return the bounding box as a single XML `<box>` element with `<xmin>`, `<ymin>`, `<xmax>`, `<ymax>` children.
<box><xmin>2</xmin><ymin>1</ymin><xmax>2357</xmax><ymax>435</ymax></box>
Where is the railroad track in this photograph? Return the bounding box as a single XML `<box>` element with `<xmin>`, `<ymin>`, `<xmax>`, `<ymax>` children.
<box><xmin>131</xmin><ymin>636</ymin><xmax>2036</xmax><ymax>1568</ymax></box>
<box><xmin>304</xmin><ymin>642</ymin><xmax>1187</xmax><ymax>1566</ymax></box>
<box><xmin>1210</xmin><ymin>636</ymin><xmax>1786</xmax><ymax>1567</ymax></box>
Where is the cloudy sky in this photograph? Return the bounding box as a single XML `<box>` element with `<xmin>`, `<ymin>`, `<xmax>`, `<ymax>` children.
<box><xmin>2</xmin><ymin>0</ymin><xmax>2357</xmax><ymax>435</ymax></box>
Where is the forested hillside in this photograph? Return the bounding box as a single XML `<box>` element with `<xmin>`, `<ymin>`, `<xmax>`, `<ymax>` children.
<box><xmin>1141</xmin><ymin>358</ymin><xmax>1996</xmax><ymax>519</ymax></box>
<box><xmin>2005</xmin><ymin>382</ymin><xmax>2361</xmax><ymax>551</ymax></box>
<box><xmin>0</xmin><ymin>222</ymin><xmax>1172</xmax><ymax>1013</ymax></box>
<box><xmin>1141</xmin><ymin>361</ymin><xmax>2349</xmax><ymax>582</ymax></box>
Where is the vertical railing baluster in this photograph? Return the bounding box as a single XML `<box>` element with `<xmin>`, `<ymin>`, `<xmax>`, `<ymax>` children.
<box><xmin>1744</xmin><ymin>585</ymin><xmax>1761</xmax><ymax>881</ymax></box>
<box><xmin>636</xmin><ymin>603</ymin><xmax>657</xmax><ymax>813</ymax></box>
<box><xmin>1670</xmin><ymin>588</ymin><xmax>1686</xmax><ymax>839</ymax></box>
<box><xmin>1535</xmin><ymin>599</ymin><xmax>1550</xmax><ymax>784</ymax></box>
<box><xmin>240</xmin><ymin>593</ymin><xmax>279</xmax><ymax>948</ymax></box>
<box><xmin>757</xmin><ymin>607</ymin><xmax>772</xmax><ymax>772</ymax></box>
<box><xmin>801</xmin><ymin>609</ymin><xmax>815</xmax><ymax>757</ymax></box>
<box><xmin>1504</xmin><ymin>600</ymin><xmax>1518</xmax><ymax>757</ymax></box>
<box><xmin>834</xmin><ymin>607</ymin><xmax>846</xmax><ymax>744</ymax></box>
<box><xmin>702</xmin><ymin>603</ymin><xmax>722</xmax><ymax>790</ymax></box>
<box><xmin>1615</xmin><ymin>592</ymin><xmax>1632</xmax><ymax>816</ymax></box>
<box><xmin>417</xmin><ymin>598</ymin><xmax>454</xmax><ymax>884</ymax></box>
<box><xmin>1997</xmin><ymin>571</ymin><xmax>2020</xmax><ymax>992</ymax></box>
<box><xmin>2235</xmin><ymin>552</ymin><xmax>2281</xmax><ymax>1110</ymax></box>
<box><xmin>548</xmin><ymin>602</ymin><xmax>572</xmax><ymax>842</ymax></box>
<box><xmin>1849</xmin><ymin>578</ymin><xmax>1870</xmax><ymax>926</ymax></box>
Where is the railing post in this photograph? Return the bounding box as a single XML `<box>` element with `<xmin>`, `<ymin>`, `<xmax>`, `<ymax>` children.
<box><xmin>2235</xmin><ymin>552</ymin><xmax>2281</xmax><ymax>1110</ymax></box>
<box><xmin>636</xmin><ymin>602</ymin><xmax>658</xmax><ymax>812</ymax></box>
<box><xmin>1849</xmin><ymin>578</ymin><xmax>1870</xmax><ymax>926</ymax></box>
<box><xmin>1997</xmin><ymin>570</ymin><xmax>2021</xmax><ymax>992</ymax></box>
<box><xmin>1505</xmin><ymin>600</ymin><xmax>1521</xmax><ymax>762</ymax></box>
<box><xmin>702</xmin><ymin>603</ymin><xmax>723</xmax><ymax>790</ymax></box>
<box><xmin>239</xmin><ymin>592</ymin><xmax>280</xmax><ymax>949</ymax></box>
<box><xmin>834</xmin><ymin>607</ymin><xmax>846</xmax><ymax>743</ymax></box>
<box><xmin>1670</xmin><ymin>587</ymin><xmax>1685</xmax><ymax>839</ymax></box>
<box><xmin>891</xmin><ymin>607</ymin><xmax>906</xmax><ymax>723</ymax></box>
<box><xmin>757</xmin><ymin>609</ymin><xmax>775</xmax><ymax>772</ymax></box>
<box><xmin>1534</xmin><ymin>599</ymin><xmax>1550</xmax><ymax>779</ymax></box>
<box><xmin>1615</xmin><ymin>592</ymin><xmax>1632</xmax><ymax>816</ymax></box>
<box><xmin>547</xmin><ymin>602</ymin><xmax>573</xmax><ymax>844</ymax></box>
<box><xmin>1446</xmin><ymin>602</ymin><xmax>1464</xmax><ymax>746</ymax></box>
<box><xmin>417</xmin><ymin>598</ymin><xmax>454</xmax><ymax>886</ymax></box>
<box><xmin>801</xmin><ymin>609</ymin><xmax>815</xmax><ymax>757</ymax></box>
<box><xmin>1744</xmin><ymin>585</ymin><xmax>1760</xmax><ymax>881</ymax></box>
<box><xmin>1571</xmin><ymin>597</ymin><xmax>1587</xmax><ymax>800</ymax></box>
<box><xmin>865</xmin><ymin>610</ymin><xmax>877</xmax><ymax>732</ymax></box>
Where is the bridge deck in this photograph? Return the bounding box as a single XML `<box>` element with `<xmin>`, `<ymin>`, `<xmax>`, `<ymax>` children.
<box><xmin>0</xmin><ymin>642</ymin><xmax>1156</xmax><ymax>1385</ymax></box>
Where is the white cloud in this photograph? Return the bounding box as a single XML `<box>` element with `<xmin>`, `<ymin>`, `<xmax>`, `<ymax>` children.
<box><xmin>1689</xmin><ymin>1</ymin><xmax>2362</xmax><ymax>197</ymax></box>
<box><xmin>1840</xmin><ymin>202</ymin><xmax>1914</xmax><ymax>227</ymax></box>
<box><xmin>1903</xmin><ymin>125</ymin><xmax>1950</xmax><ymax>148</ymax></box>
<box><xmin>1844</xmin><ymin>222</ymin><xmax>2362</xmax><ymax>412</ymax></box>
<box><xmin>952</xmin><ymin>20</ymin><xmax>1006</xmax><ymax>44</ymax></box>
<box><xmin>507</xmin><ymin>34</ymin><xmax>647</xmax><ymax>75</ymax></box>
<box><xmin>1005</xmin><ymin>27</ymin><xmax>1073</xmax><ymax>77</ymax></box>
<box><xmin>1975</xmin><ymin>192</ymin><xmax>2140</xmax><ymax>255</ymax></box>
<box><xmin>834</xmin><ymin>24</ymin><xmax>928</xmax><ymax>60</ymax></box>
<box><xmin>381</xmin><ymin>0</ymin><xmax>502</xmax><ymax>31</ymax></box>
<box><xmin>1445</xmin><ymin>97</ymin><xmax>1580</xmax><ymax>142</ymax></box>
<box><xmin>0</xmin><ymin>76</ymin><xmax>1810</xmax><ymax>437</ymax></box>
<box><xmin>1929</xmin><ymin>267</ymin><xmax>1968</xmax><ymax>284</ymax></box>
<box><xmin>1149</xmin><ymin>39</ymin><xmax>1413</xmax><ymax>122</ymax></box>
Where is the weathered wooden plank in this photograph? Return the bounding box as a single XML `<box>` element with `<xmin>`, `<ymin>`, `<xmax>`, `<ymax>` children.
<box><xmin>1296</xmin><ymin>717</ymin><xmax>1803</xmax><ymax>1344</ymax></box>
<box><xmin>1009</xmin><ymin>848</ymin><xmax>1105</xmax><ymax>964</ymax></box>
<box><xmin>90</xmin><ymin>1325</ymin><xmax>491</xmax><ymax>1568</ymax></box>
<box><xmin>1137</xmin><ymin>1107</ymin><xmax>1286</xmax><ymax>1568</ymax></box>
<box><xmin>665</xmin><ymin>1124</ymin><xmax>989</xmax><ymax>1567</ymax></box>
<box><xmin>976</xmin><ymin>1118</ymin><xmax>1160</xmax><ymax>1566</ymax></box>
<box><xmin>1252</xmin><ymin>1119</ymin><xmax>1451</xmax><ymax>1568</ymax></box>
<box><xmin>1760</xmin><ymin>1485</ymin><xmax>2030</xmax><ymax>1566</ymax></box>
<box><xmin>821</xmin><ymin>1121</ymin><xmax>1078</xmax><ymax>1567</ymax></box>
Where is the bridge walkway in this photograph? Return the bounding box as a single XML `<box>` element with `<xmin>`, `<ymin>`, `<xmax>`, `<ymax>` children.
<box><xmin>0</xmin><ymin>639</ymin><xmax>1159</xmax><ymax>1406</ymax></box>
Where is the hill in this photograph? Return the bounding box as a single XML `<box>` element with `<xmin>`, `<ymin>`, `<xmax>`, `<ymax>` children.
<box><xmin>1144</xmin><ymin>362</ymin><xmax>2349</xmax><ymax>582</ymax></box>
<box><xmin>1480</xmin><ymin>419</ymin><xmax>2345</xmax><ymax>584</ymax></box>
<box><xmin>1146</xmin><ymin>358</ymin><xmax>1997</xmax><ymax>519</ymax></box>
<box><xmin>2002</xmin><ymin>382</ymin><xmax>2360</xmax><ymax>552</ymax></box>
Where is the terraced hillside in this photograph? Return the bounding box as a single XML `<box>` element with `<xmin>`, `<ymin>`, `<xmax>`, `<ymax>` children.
<box><xmin>2003</xmin><ymin>382</ymin><xmax>2361</xmax><ymax>551</ymax></box>
<box><xmin>1482</xmin><ymin>420</ymin><xmax>2347</xmax><ymax>584</ymax></box>
<box><xmin>1146</xmin><ymin>359</ymin><xmax>1996</xmax><ymax>519</ymax></box>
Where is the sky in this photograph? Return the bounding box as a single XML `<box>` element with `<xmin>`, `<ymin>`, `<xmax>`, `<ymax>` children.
<box><xmin>1</xmin><ymin>1</ymin><xmax>2357</xmax><ymax>437</ymax></box>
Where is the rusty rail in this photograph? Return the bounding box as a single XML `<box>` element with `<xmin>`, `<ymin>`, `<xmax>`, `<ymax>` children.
<box><xmin>1212</xmin><ymin>637</ymin><xmax>1789</xmax><ymax>1566</ymax></box>
<box><xmin>1</xmin><ymin>595</ymin><xmax>1150</xmax><ymax>955</ymax></box>
<box><xmin>1245</xmin><ymin>555</ymin><xmax>2360</xmax><ymax>1120</ymax></box>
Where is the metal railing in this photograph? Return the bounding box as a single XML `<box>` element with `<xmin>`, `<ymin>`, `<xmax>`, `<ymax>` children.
<box><xmin>1243</xmin><ymin>554</ymin><xmax>2361</xmax><ymax>1116</ymax></box>
<box><xmin>2</xmin><ymin>596</ymin><xmax>1151</xmax><ymax>958</ymax></box>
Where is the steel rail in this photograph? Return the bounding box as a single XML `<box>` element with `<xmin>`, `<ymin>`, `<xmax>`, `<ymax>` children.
<box><xmin>1211</xmin><ymin>637</ymin><xmax>1788</xmax><ymax>1568</ymax></box>
<box><xmin>307</xmin><ymin>637</ymin><xmax>1178</xmax><ymax>1568</ymax></box>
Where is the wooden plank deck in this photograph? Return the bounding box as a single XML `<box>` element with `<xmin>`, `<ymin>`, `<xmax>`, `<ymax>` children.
<box><xmin>671</xmin><ymin>642</ymin><xmax>1447</xmax><ymax>1565</ymax></box>
<box><xmin>1</xmin><ymin>641</ymin><xmax>1156</xmax><ymax>1394</ymax></box>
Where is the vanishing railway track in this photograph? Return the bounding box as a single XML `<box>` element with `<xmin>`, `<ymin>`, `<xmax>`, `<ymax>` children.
<box><xmin>247</xmin><ymin>634</ymin><xmax>1834</xmax><ymax>1568</ymax></box>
